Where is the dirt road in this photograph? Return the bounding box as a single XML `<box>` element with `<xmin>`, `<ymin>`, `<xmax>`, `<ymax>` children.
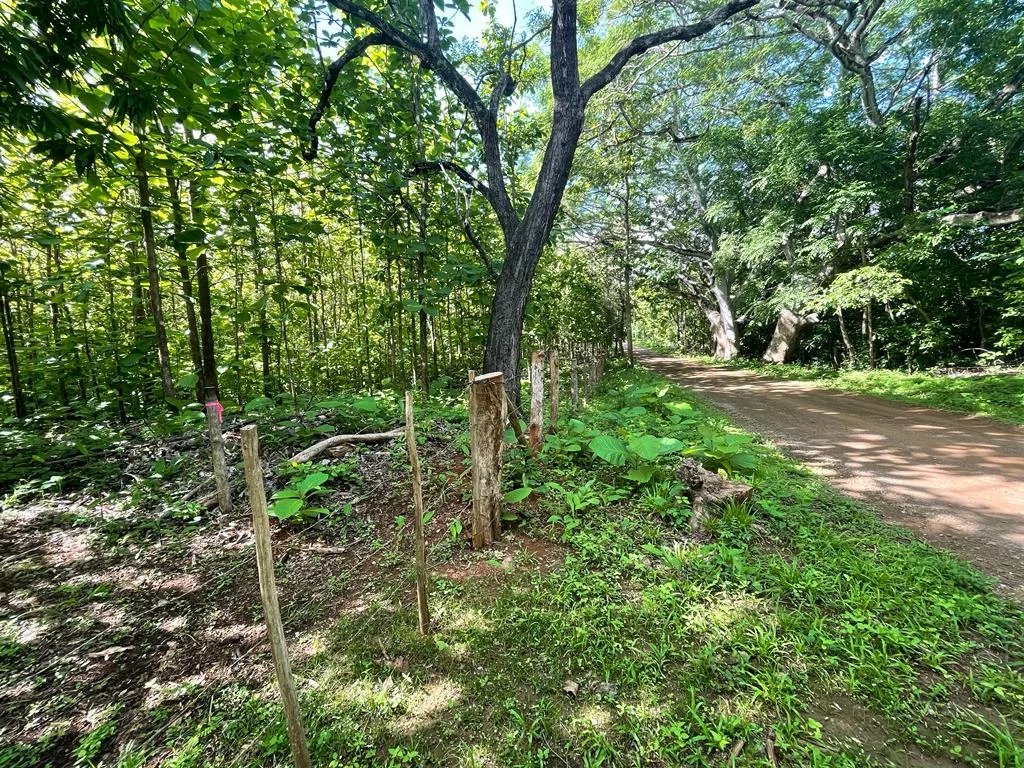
<box><xmin>639</xmin><ymin>351</ymin><xmax>1024</xmax><ymax>602</ymax></box>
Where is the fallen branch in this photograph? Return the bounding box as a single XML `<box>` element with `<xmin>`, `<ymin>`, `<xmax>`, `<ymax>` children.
<box><xmin>765</xmin><ymin>728</ymin><xmax>779</xmax><ymax>767</ymax></box>
<box><xmin>286</xmin><ymin>428</ymin><xmax>404</xmax><ymax>464</ymax></box>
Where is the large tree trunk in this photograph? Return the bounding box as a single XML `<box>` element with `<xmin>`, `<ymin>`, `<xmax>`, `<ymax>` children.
<box><xmin>763</xmin><ymin>309</ymin><xmax>818</xmax><ymax>363</ymax></box>
<box><xmin>482</xmin><ymin>104</ymin><xmax>585</xmax><ymax>406</ymax></box>
<box><xmin>707</xmin><ymin>276</ymin><xmax>737</xmax><ymax>359</ymax></box>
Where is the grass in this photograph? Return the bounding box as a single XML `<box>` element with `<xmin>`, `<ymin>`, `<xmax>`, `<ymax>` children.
<box><xmin>4</xmin><ymin>366</ymin><xmax>1024</xmax><ymax>767</ymax></box>
<box><xmin>684</xmin><ymin>354</ymin><xmax>1024</xmax><ymax>426</ymax></box>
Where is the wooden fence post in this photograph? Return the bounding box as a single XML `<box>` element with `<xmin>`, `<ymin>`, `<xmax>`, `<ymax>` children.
<box><xmin>528</xmin><ymin>352</ymin><xmax>544</xmax><ymax>453</ymax></box>
<box><xmin>548</xmin><ymin>350</ymin><xmax>559</xmax><ymax>433</ymax></box>
<box><xmin>205</xmin><ymin>389</ymin><xmax>231</xmax><ymax>513</ymax></box>
<box><xmin>470</xmin><ymin>372</ymin><xmax>505</xmax><ymax>549</ymax></box>
<box><xmin>404</xmin><ymin>392</ymin><xmax>430</xmax><ymax>635</ymax></box>
<box><xmin>240</xmin><ymin>425</ymin><xmax>311</xmax><ymax>768</ymax></box>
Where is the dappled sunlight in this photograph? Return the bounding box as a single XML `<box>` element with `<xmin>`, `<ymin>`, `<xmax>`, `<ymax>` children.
<box><xmin>442</xmin><ymin>605</ymin><xmax>494</xmax><ymax>634</ymax></box>
<box><xmin>710</xmin><ymin>692</ymin><xmax>765</xmax><ymax>724</ymax></box>
<box><xmin>571</xmin><ymin>703</ymin><xmax>614</xmax><ymax>732</ymax></box>
<box><xmin>323</xmin><ymin>672</ymin><xmax>414</xmax><ymax>713</ymax></box>
<box><xmin>41</xmin><ymin>528</ymin><xmax>97</xmax><ymax>569</ymax></box>
<box><xmin>684</xmin><ymin>591</ymin><xmax>771</xmax><ymax>638</ymax></box>
<box><xmin>390</xmin><ymin>678</ymin><xmax>462</xmax><ymax>736</ymax></box>
<box><xmin>199</xmin><ymin>621</ymin><xmax>262</xmax><ymax>646</ymax></box>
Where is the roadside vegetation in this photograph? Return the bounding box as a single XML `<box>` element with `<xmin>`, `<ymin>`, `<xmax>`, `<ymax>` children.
<box><xmin>4</xmin><ymin>366</ymin><xmax>1022</xmax><ymax>767</ymax></box>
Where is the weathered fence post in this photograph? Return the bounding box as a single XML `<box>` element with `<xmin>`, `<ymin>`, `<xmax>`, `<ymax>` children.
<box><xmin>205</xmin><ymin>388</ymin><xmax>232</xmax><ymax>512</ymax></box>
<box><xmin>528</xmin><ymin>352</ymin><xmax>544</xmax><ymax>453</ymax></box>
<box><xmin>470</xmin><ymin>372</ymin><xmax>505</xmax><ymax>549</ymax></box>
<box><xmin>548</xmin><ymin>350</ymin><xmax>559</xmax><ymax>433</ymax></box>
<box><xmin>404</xmin><ymin>391</ymin><xmax>430</xmax><ymax>635</ymax></box>
<box><xmin>240</xmin><ymin>425</ymin><xmax>311</xmax><ymax>768</ymax></box>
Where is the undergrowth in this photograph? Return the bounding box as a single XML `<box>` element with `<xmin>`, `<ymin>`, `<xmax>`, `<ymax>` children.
<box><xmin>4</xmin><ymin>366</ymin><xmax>1023</xmax><ymax>767</ymax></box>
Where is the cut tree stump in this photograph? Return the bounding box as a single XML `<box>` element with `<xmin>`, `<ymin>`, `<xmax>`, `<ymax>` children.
<box><xmin>676</xmin><ymin>458</ymin><xmax>753</xmax><ymax>533</ymax></box>
<box><xmin>470</xmin><ymin>372</ymin><xmax>506</xmax><ymax>549</ymax></box>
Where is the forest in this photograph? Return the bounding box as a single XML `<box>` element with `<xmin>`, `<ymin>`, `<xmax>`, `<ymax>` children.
<box><xmin>2</xmin><ymin>0</ymin><xmax>1024</xmax><ymax>766</ymax></box>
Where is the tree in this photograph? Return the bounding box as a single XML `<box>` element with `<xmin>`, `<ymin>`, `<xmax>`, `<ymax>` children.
<box><xmin>305</xmin><ymin>0</ymin><xmax>758</xmax><ymax>402</ymax></box>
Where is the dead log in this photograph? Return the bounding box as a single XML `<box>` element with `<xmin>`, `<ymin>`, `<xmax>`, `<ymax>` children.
<box><xmin>285</xmin><ymin>428</ymin><xmax>403</xmax><ymax>464</ymax></box>
<box><xmin>676</xmin><ymin>458</ymin><xmax>753</xmax><ymax>533</ymax></box>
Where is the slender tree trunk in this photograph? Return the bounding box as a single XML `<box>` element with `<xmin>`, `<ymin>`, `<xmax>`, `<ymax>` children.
<box><xmin>902</xmin><ymin>96</ymin><xmax>923</xmax><ymax>214</ymax></box>
<box><xmin>268</xmin><ymin>185</ymin><xmax>296</xmax><ymax>407</ymax></box>
<box><xmin>105</xmin><ymin>254</ymin><xmax>128</xmax><ymax>423</ymax></box>
<box><xmin>837</xmin><ymin>306</ymin><xmax>856</xmax><ymax>364</ymax></box>
<box><xmin>623</xmin><ymin>170</ymin><xmax>634</xmax><ymax>366</ymax></box>
<box><xmin>45</xmin><ymin>244</ymin><xmax>69</xmax><ymax>406</ymax></box>
<box><xmin>165</xmin><ymin>166</ymin><xmax>203</xmax><ymax>396</ymax></box>
<box><xmin>185</xmin><ymin>176</ymin><xmax>220</xmax><ymax>400</ymax></box>
<box><xmin>0</xmin><ymin>262</ymin><xmax>26</xmax><ymax>418</ymax></box>
<box><xmin>135</xmin><ymin>140</ymin><xmax>175</xmax><ymax>400</ymax></box>
<box><xmin>248</xmin><ymin>207</ymin><xmax>272</xmax><ymax>397</ymax></box>
<box><xmin>864</xmin><ymin>301</ymin><xmax>876</xmax><ymax>368</ymax></box>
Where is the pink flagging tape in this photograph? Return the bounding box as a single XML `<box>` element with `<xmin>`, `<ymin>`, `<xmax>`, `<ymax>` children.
<box><xmin>205</xmin><ymin>400</ymin><xmax>224</xmax><ymax>423</ymax></box>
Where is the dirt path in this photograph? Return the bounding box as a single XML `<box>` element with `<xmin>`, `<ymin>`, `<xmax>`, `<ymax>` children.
<box><xmin>639</xmin><ymin>351</ymin><xmax>1024</xmax><ymax>602</ymax></box>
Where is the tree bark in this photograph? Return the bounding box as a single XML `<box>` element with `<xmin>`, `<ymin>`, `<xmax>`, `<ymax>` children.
<box><xmin>707</xmin><ymin>276</ymin><xmax>738</xmax><ymax>359</ymax></box>
<box><xmin>837</xmin><ymin>306</ymin><xmax>856</xmax><ymax>364</ymax></box>
<box><xmin>0</xmin><ymin>262</ymin><xmax>26</xmax><ymax>418</ymax></box>
<box><xmin>763</xmin><ymin>309</ymin><xmax>817</xmax><ymax>364</ymax></box>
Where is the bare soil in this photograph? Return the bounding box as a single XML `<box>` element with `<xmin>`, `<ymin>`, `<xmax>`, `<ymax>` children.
<box><xmin>639</xmin><ymin>351</ymin><xmax>1024</xmax><ymax>602</ymax></box>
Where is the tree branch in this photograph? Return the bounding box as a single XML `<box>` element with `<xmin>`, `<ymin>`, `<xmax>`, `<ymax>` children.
<box><xmin>410</xmin><ymin>160</ymin><xmax>491</xmax><ymax>200</ymax></box>
<box><xmin>315</xmin><ymin>0</ymin><xmax>519</xmax><ymax>239</ymax></box>
<box><xmin>581</xmin><ymin>0</ymin><xmax>759</xmax><ymax>101</ymax></box>
<box><xmin>303</xmin><ymin>32</ymin><xmax>386</xmax><ymax>161</ymax></box>
<box><xmin>942</xmin><ymin>208</ymin><xmax>1024</xmax><ymax>227</ymax></box>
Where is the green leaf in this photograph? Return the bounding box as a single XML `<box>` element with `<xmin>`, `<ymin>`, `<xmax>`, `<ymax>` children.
<box><xmin>297</xmin><ymin>472</ymin><xmax>329</xmax><ymax>494</ymax></box>
<box><xmin>244</xmin><ymin>396</ymin><xmax>274</xmax><ymax>413</ymax></box>
<box><xmin>588</xmin><ymin>434</ymin><xmax>627</xmax><ymax>466</ymax></box>
<box><xmin>657</xmin><ymin>437</ymin><xmax>685</xmax><ymax>454</ymax></box>
<box><xmin>625</xmin><ymin>465</ymin><xmax>657</xmax><ymax>483</ymax></box>
<box><xmin>627</xmin><ymin>435</ymin><xmax>663</xmax><ymax>462</ymax></box>
<box><xmin>352</xmin><ymin>397</ymin><xmax>379</xmax><ymax>412</ymax></box>
<box><xmin>267</xmin><ymin>498</ymin><xmax>302</xmax><ymax>520</ymax></box>
<box><xmin>504</xmin><ymin>486</ymin><xmax>532</xmax><ymax>503</ymax></box>
<box><xmin>665</xmin><ymin>401</ymin><xmax>693</xmax><ymax>415</ymax></box>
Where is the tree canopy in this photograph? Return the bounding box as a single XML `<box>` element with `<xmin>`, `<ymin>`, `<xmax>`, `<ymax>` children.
<box><xmin>0</xmin><ymin>0</ymin><xmax>1022</xmax><ymax>424</ymax></box>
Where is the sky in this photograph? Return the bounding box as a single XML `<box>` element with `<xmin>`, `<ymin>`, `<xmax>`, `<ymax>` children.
<box><xmin>448</xmin><ymin>0</ymin><xmax>547</xmax><ymax>42</ymax></box>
